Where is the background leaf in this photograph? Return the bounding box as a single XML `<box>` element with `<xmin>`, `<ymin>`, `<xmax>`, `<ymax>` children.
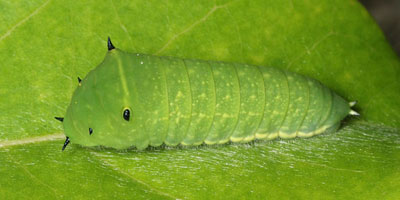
<box><xmin>0</xmin><ymin>0</ymin><xmax>399</xmax><ymax>199</ymax></box>
<box><xmin>1</xmin><ymin>120</ymin><xmax>399</xmax><ymax>199</ymax></box>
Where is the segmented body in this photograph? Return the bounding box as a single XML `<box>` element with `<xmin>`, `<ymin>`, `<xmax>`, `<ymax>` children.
<box><xmin>63</xmin><ymin>49</ymin><xmax>350</xmax><ymax>150</ymax></box>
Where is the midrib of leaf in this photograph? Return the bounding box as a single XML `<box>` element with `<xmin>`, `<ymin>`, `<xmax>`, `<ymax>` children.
<box><xmin>0</xmin><ymin>133</ymin><xmax>64</xmax><ymax>148</ymax></box>
<box><xmin>0</xmin><ymin>133</ymin><xmax>179</xmax><ymax>199</ymax></box>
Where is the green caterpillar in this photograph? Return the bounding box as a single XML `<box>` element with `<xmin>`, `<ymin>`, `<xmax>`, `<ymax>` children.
<box><xmin>56</xmin><ymin>38</ymin><xmax>358</xmax><ymax>150</ymax></box>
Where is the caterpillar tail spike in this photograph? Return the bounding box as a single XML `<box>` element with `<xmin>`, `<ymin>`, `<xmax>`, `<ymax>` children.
<box><xmin>54</xmin><ymin>117</ymin><xmax>64</xmax><ymax>122</ymax></box>
<box><xmin>349</xmin><ymin>101</ymin><xmax>357</xmax><ymax>107</ymax></box>
<box><xmin>78</xmin><ymin>77</ymin><xmax>82</xmax><ymax>83</ymax></box>
<box><xmin>62</xmin><ymin>137</ymin><xmax>70</xmax><ymax>151</ymax></box>
<box><xmin>349</xmin><ymin>110</ymin><xmax>360</xmax><ymax>116</ymax></box>
<box><xmin>107</xmin><ymin>37</ymin><xmax>115</xmax><ymax>51</ymax></box>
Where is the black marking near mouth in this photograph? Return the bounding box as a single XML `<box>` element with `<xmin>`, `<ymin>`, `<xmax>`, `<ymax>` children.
<box><xmin>108</xmin><ymin>37</ymin><xmax>115</xmax><ymax>51</ymax></box>
<box><xmin>62</xmin><ymin>137</ymin><xmax>70</xmax><ymax>151</ymax></box>
<box><xmin>54</xmin><ymin>117</ymin><xmax>64</xmax><ymax>122</ymax></box>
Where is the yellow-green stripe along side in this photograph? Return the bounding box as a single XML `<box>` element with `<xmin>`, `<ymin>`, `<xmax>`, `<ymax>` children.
<box><xmin>181</xmin><ymin>59</ymin><xmax>216</xmax><ymax>146</ymax></box>
<box><xmin>230</xmin><ymin>64</ymin><xmax>265</xmax><ymax>142</ymax></box>
<box><xmin>255</xmin><ymin>67</ymin><xmax>290</xmax><ymax>140</ymax></box>
<box><xmin>160</xmin><ymin>57</ymin><xmax>192</xmax><ymax>146</ymax></box>
<box><xmin>204</xmin><ymin>62</ymin><xmax>241</xmax><ymax>145</ymax></box>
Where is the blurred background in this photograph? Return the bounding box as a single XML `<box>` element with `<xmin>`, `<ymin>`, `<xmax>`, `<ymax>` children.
<box><xmin>360</xmin><ymin>0</ymin><xmax>400</xmax><ymax>56</ymax></box>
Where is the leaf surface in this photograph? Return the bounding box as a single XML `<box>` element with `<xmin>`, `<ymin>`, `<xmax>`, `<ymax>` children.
<box><xmin>0</xmin><ymin>0</ymin><xmax>399</xmax><ymax>199</ymax></box>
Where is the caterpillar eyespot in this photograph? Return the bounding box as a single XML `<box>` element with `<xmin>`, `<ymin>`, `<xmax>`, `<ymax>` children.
<box><xmin>123</xmin><ymin>108</ymin><xmax>131</xmax><ymax>121</ymax></box>
<box><xmin>58</xmin><ymin>38</ymin><xmax>357</xmax><ymax>150</ymax></box>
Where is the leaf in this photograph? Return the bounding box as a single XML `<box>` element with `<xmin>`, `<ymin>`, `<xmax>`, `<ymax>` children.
<box><xmin>1</xmin><ymin>120</ymin><xmax>399</xmax><ymax>199</ymax></box>
<box><xmin>0</xmin><ymin>0</ymin><xmax>399</xmax><ymax>199</ymax></box>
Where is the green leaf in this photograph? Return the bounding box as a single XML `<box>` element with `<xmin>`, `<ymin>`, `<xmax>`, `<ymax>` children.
<box><xmin>0</xmin><ymin>0</ymin><xmax>399</xmax><ymax>199</ymax></box>
<box><xmin>1</xmin><ymin>120</ymin><xmax>399</xmax><ymax>199</ymax></box>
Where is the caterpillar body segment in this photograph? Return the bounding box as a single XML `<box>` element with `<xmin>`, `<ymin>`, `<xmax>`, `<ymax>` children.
<box><xmin>312</xmin><ymin>85</ymin><xmax>334</xmax><ymax>136</ymax></box>
<box><xmin>61</xmin><ymin>45</ymin><xmax>352</xmax><ymax>150</ymax></box>
<box><xmin>278</xmin><ymin>71</ymin><xmax>310</xmax><ymax>139</ymax></box>
<box><xmin>138</xmin><ymin>55</ymin><xmax>170</xmax><ymax>148</ymax></box>
<box><xmin>204</xmin><ymin>61</ymin><xmax>241</xmax><ymax>145</ymax></box>
<box><xmin>296</xmin><ymin>79</ymin><xmax>325</xmax><ymax>137</ymax></box>
<box><xmin>181</xmin><ymin>60</ymin><xmax>216</xmax><ymax>146</ymax></box>
<box><xmin>160</xmin><ymin>57</ymin><xmax>192</xmax><ymax>146</ymax></box>
<box><xmin>229</xmin><ymin>64</ymin><xmax>265</xmax><ymax>143</ymax></box>
<box><xmin>254</xmin><ymin>67</ymin><xmax>289</xmax><ymax>140</ymax></box>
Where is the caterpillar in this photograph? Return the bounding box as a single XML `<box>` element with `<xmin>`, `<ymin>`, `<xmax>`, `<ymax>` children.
<box><xmin>55</xmin><ymin>38</ymin><xmax>358</xmax><ymax>150</ymax></box>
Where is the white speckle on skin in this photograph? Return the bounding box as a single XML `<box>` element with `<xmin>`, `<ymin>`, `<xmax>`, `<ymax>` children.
<box><xmin>140</xmin><ymin>61</ymin><xmax>144</xmax><ymax>64</ymax></box>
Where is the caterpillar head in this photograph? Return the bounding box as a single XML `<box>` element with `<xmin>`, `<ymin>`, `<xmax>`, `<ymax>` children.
<box><xmin>58</xmin><ymin>37</ymin><xmax>142</xmax><ymax>150</ymax></box>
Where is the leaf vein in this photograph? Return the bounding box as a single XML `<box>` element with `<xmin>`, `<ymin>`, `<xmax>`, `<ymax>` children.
<box><xmin>0</xmin><ymin>0</ymin><xmax>51</xmax><ymax>43</ymax></box>
<box><xmin>0</xmin><ymin>133</ymin><xmax>64</xmax><ymax>148</ymax></box>
<box><xmin>155</xmin><ymin>2</ymin><xmax>234</xmax><ymax>55</ymax></box>
<box><xmin>286</xmin><ymin>30</ymin><xmax>335</xmax><ymax>69</ymax></box>
<box><xmin>6</xmin><ymin>152</ymin><xmax>60</xmax><ymax>198</ymax></box>
<box><xmin>91</xmin><ymin>152</ymin><xmax>180</xmax><ymax>200</ymax></box>
<box><xmin>110</xmin><ymin>0</ymin><xmax>135</xmax><ymax>49</ymax></box>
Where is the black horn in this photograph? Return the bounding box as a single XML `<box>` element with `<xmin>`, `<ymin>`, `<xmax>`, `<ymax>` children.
<box><xmin>54</xmin><ymin>117</ymin><xmax>64</xmax><ymax>122</ymax></box>
<box><xmin>108</xmin><ymin>37</ymin><xmax>115</xmax><ymax>51</ymax></box>
<box><xmin>62</xmin><ymin>137</ymin><xmax>70</xmax><ymax>151</ymax></box>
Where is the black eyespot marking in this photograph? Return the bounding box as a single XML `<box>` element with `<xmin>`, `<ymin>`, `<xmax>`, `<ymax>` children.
<box><xmin>89</xmin><ymin>128</ymin><xmax>93</xmax><ymax>135</ymax></box>
<box><xmin>123</xmin><ymin>108</ymin><xmax>130</xmax><ymax>121</ymax></box>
